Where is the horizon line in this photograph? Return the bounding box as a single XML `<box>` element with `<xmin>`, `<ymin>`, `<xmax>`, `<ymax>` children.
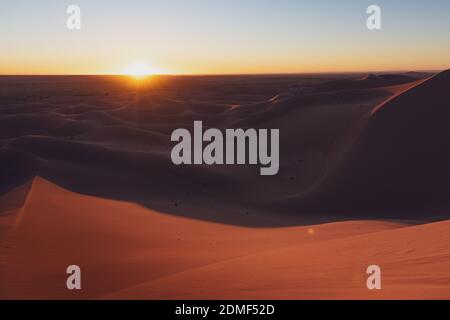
<box><xmin>0</xmin><ymin>69</ymin><xmax>442</xmax><ymax>77</ymax></box>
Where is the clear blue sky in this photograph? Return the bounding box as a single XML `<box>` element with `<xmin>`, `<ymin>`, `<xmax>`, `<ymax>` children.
<box><xmin>1</xmin><ymin>0</ymin><xmax>449</xmax><ymax>74</ymax></box>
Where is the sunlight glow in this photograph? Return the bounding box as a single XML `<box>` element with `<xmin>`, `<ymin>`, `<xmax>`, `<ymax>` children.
<box><xmin>122</xmin><ymin>61</ymin><xmax>154</xmax><ymax>78</ymax></box>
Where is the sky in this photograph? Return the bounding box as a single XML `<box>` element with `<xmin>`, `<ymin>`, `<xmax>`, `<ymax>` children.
<box><xmin>0</xmin><ymin>0</ymin><xmax>450</xmax><ymax>75</ymax></box>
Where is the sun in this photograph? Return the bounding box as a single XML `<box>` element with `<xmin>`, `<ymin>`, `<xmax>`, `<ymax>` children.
<box><xmin>123</xmin><ymin>61</ymin><xmax>154</xmax><ymax>78</ymax></box>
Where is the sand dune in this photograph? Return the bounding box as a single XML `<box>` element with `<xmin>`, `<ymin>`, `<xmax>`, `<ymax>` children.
<box><xmin>2</xmin><ymin>177</ymin><xmax>450</xmax><ymax>300</ymax></box>
<box><xmin>316</xmin><ymin>73</ymin><xmax>419</xmax><ymax>92</ymax></box>
<box><xmin>0</xmin><ymin>71</ymin><xmax>449</xmax><ymax>299</ymax></box>
<box><xmin>288</xmin><ymin>70</ymin><xmax>450</xmax><ymax>216</ymax></box>
<box><xmin>1</xmin><ymin>73</ymin><xmax>433</xmax><ymax>221</ymax></box>
<box><xmin>107</xmin><ymin>220</ymin><xmax>450</xmax><ymax>300</ymax></box>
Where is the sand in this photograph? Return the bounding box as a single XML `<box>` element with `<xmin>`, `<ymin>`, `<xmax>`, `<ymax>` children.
<box><xmin>1</xmin><ymin>178</ymin><xmax>449</xmax><ymax>300</ymax></box>
<box><xmin>0</xmin><ymin>71</ymin><xmax>449</xmax><ymax>299</ymax></box>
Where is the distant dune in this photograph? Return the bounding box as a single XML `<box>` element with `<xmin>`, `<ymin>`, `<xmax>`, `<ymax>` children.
<box><xmin>316</xmin><ymin>73</ymin><xmax>420</xmax><ymax>92</ymax></box>
<box><xmin>0</xmin><ymin>71</ymin><xmax>449</xmax><ymax>299</ymax></box>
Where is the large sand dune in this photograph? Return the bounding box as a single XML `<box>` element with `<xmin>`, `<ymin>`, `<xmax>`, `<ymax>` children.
<box><xmin>1</xmin><ymin>178</ymin><xmax>450</xmax><ymax>299</ymax></box>
<box><xmin>285</xmin><ymin>70</ymin><xmax>450</xmax><ymax>217</ymax></box>
<box><xmin>0</xmin><ymin>71</ymin><xmax>449</xmax><ymax>299</ymax></box>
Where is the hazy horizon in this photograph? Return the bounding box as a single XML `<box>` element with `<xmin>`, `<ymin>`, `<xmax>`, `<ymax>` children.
<box><xmin>0</xmin><ymin>68</ymin><xmax>443</xmax><ymax>77</ymax></box>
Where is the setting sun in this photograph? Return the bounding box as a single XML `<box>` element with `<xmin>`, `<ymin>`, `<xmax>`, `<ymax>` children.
<box><xmin>123</xmin><ymin>61</ymin><xmax>154</xmax><ymax>78</ymax></box>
